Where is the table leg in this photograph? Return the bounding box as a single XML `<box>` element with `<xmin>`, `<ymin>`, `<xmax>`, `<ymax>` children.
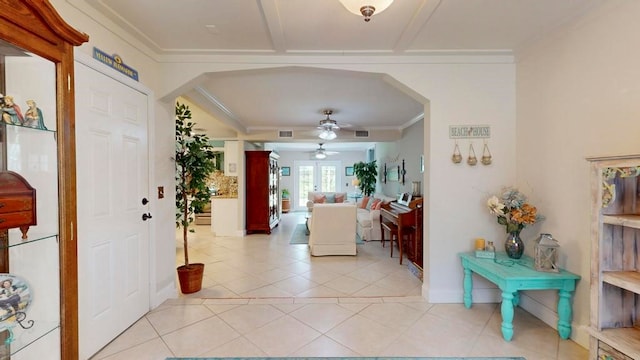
<box><xmin>500</xmin><ymin>291</ymin><xmax>515</xmax><ymax>341</ymax></box>
<box><xmin>557</xmin><ymin>289</ymin><xmax>572</xmax><ymax>339</ymax></box>
<box><xmin>463</xmin><ymin>267</ymin><xmax>473</xmax><ymax>308</ymax></box>
<box><xmin>512</xmin><ymin>291</ymin><xmax>520</xmax><ymax>307</ymax></box>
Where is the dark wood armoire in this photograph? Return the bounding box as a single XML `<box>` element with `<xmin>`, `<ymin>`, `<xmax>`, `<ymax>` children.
<box><xmin>245</xmin><ymin>151</ymin><xmax>280</xmax><ymax>234</ymax></box>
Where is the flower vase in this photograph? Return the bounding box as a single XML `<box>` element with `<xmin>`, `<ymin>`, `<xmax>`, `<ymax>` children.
<box><xmin>505</xmin><ymin>231</ymin><xmax>524</xmax><ymax>259</ymax></box>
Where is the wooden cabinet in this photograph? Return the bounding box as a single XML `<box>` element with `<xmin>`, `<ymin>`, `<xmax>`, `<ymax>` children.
<box><xmin>0</xmin><ymin>1</ymin><xmax>87</xmax><ymax>358</ymax></box>
<box><xmin>245</xmin><ymin>151</ymin><xmax>280</xmax><ymax>234</ymax></box>
<box><xmin>587</xmin><ymin>155</ymin><xmax>640</xmax><ymax>359</ymax></box>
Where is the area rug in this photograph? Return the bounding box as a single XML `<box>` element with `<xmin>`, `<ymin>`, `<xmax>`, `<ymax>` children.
<box><xmin>289</xmin><ymin>223</ymin><xmax>364</xmax><ymax>245</ymax></box>
<box><xmin>168</xmin><ymin>357</ymin><xmax>526</xmax><ymax>360</ymax></box>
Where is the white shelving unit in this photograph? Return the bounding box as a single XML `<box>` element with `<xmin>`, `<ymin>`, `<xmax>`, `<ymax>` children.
<box><xmin>588</xmin><ymin>155</ymin><xmax>640</xmax><ymax>360</ymax></box>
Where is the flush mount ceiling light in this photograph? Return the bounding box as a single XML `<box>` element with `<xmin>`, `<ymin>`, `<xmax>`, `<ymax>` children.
<box><xmin>318</xmin><ymin>110</ymin><xmax>339</xmax><ymax>140</ymax></box>
<box><xmin>339</xmin><ymin>0</ymin><xmax>394</xmax><ymax>22</ymax></box>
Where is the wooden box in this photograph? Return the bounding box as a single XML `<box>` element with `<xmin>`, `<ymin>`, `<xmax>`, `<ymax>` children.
<box><xmin>0</xmin><ymin>171</ymin><xmax>36</xmax><ymax>239</ymax></box>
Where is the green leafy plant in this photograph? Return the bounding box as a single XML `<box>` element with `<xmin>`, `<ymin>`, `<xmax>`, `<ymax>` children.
<box><xmin>353</xmin><ymin>160</ymin><xmax>378</xmax><ymax>197</ymax></box>
<box><xmin>175</xmin><ymin>102</ymin><xmax>216</xmax><ymax>266</ymax></box>
<box><xmin>282</xmin><ymin>188</ymin><xmax>290</xmax><ymax>199</ymax></box>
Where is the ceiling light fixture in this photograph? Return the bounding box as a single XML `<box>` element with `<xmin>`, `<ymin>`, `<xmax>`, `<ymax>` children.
<box><xmin>319</xmin><ymin>129</ymin><xmax>337</xmax><ymax>140</ymax></box>
<box><xmin>338</xmin><ymin>0</ymin><xmax>394</xmax><ymax>22</ymax></box>
<box><xmin>318</xmin><ymin>109</ymin><xmax>339</xmax><ymax>140</ymax></box>
<box><xmin>314</xmin><ymin>151</ymin><xmax>327</xmax><ymax>160</ymax></box>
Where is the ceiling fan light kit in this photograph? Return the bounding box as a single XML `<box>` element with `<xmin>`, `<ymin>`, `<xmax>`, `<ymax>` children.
<box><xmin>339</xmin><ymin>0</ymin><xmax>394</xmax><ymax>22</ymax></box>
<box><xmin>319</xmin><ymin>129</ymin><xmax>337</xmax><ymax>140</ymax></box>
<box><xmin>315</xmin><ymin>152</ymin><xmax>327</xmax><ymax>159</ymax></box>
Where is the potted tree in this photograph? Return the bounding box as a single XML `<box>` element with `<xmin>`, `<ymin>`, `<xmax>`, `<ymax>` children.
<box><xmin>175</xmin><ymin>102</ymin><xmax>216</xmax><ymax>294</ymax></box>
<box><xmin>353</xmin><ymin>160</ymin><xmax>378</xmax><ymax>197</ymax></box>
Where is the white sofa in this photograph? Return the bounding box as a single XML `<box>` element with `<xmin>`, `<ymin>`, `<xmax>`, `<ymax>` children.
<box><xmin>356</xmin><ymin>193</ymin><xmax>396</xmax><ymax>241</ymax></box>
<box><xmin>308</xmin><ymin>203</ymin><xmax>357</xmax><ymax>256</ymax></box>
<box><xmin>306</xmin><ymin>191</ymin><xmax>347</xmax><ymax>212</ymax></box>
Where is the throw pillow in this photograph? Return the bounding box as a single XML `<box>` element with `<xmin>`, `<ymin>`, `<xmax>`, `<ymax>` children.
<box><xmin>372</xmin><ymin>199</ymin><xmax>383</xmax><ymax>210</ymax></box>
<box><xmin>370</xmin><ymin>199</ymin><xmax>382</xmax><ymax>210</ymax></box>
<box><xmin>313</xmin><ymin>194</ymin><xmax>326</xmax><ymax>203</ymax></box>
<box><xmin>359</xmin><ymin>196</ymin><xmax>369</xmax><ymax>209</ymax></box>
<box><xmin>366</xmin><ymin>197</ymin><xmax>375</xmax><ymax>210</ymax></box>
<box><xmin>335</xmin><ymin>193</ymin><xmax>345</xmax><ymax>203</ymax></box>
<box><xmin>325</xmin><ymin>194</ymin><xmax>336</xmax><ymax>203</ymax></box>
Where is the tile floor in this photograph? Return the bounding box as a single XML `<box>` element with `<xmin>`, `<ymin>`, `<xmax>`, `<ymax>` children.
<box><xmin>92</xmin><ymin>212</ymin><xmax>588</xmax><ymax>360</ymax></box>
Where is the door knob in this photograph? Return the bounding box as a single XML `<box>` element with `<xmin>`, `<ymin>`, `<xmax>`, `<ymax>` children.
<box><xmin>142</xmin><ymin>213</ymin><xmax>152</xmax><ymax>221</ymax></box>
<box><xmin>142</xmin><ymin>197</ymin><xmax>149</xmax><ymax>205</ymax></box>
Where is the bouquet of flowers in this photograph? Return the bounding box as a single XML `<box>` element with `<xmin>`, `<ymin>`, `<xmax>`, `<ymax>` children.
<box><xmin>487</xmin><ymin>187</ymin><xmax>543</xmax><ymax>234</ymax></box>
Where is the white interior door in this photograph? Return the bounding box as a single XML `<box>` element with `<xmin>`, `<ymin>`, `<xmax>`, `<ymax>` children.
<box><xmin>294</xmin><ymin>160</ymin><xmax>341</xmax><ymax>211</ymax></box>
<box><xmin>75</xmin><ymin>61</ymin><xmax>150</xmax><ymax>359</ymax></box>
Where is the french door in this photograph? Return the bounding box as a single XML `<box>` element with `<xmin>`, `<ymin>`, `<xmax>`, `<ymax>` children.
<box><xmin>294</xmin><ymin>160</ymin><xmax>342</xmax><ymax>211</ymax></box>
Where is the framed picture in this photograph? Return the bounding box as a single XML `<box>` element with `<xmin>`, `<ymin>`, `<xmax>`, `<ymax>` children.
<box><xmin>397</xmin><ymin>192</ymin><xmax>412</xmax><ymax>206</ymax></box>
<box><xmin>345</xmin><ymin>166</ymin><xmax>354</xmax><ymax>176</ymax></box>
<box><xmin>281</xmin><ymin>167</ymin><xmax>290</xmax><ymax>176</ymax></box>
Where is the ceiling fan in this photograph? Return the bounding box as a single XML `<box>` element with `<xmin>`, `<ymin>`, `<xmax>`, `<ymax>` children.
<box><xmin>311</xmin><ymin>143</ymin><xmax>339</xmax><ymax>159</ymax></box>
<box><xmin>317</xmin><ymin>109</ymin><xmax>343</xmax><ymax>140</ymax></box>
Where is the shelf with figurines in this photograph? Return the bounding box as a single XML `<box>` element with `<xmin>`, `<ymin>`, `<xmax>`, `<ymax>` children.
<box><xmin>0</xmin><ymin>241</ymin><xmax>60</xmax><ymax>356</ymax></box>
<box><xmin>1</xmin><ymin>95</ymin><xmax>54</xmax><ymax>134</ymax></box>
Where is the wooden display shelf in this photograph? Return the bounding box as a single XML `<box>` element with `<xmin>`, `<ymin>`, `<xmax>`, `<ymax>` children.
<box><xmin>602</xmin><ymin>214</ymin><xmax>640</xmax><ymax>229</ymax></box>
<box><xmin>590</xmin><ymin>327</ymin><xmax>640</xmax><ymax>359</ymax></box>
<box><xmin>602</xmin><ymin>271</ymin><xmax>640</xmax><ymax>294</ymax></box>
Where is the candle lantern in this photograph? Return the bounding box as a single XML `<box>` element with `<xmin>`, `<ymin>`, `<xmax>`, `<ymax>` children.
<box><xmin>534</xmin><ymin>233</ymin><xmax>560</xmax><ymax>272</ymax></box>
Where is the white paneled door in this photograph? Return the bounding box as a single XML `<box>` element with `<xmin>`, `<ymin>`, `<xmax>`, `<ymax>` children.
<box><xmin>75</xmin><ymin>61</ymin><xmax>150</xmax><ymax>359</ymax></box>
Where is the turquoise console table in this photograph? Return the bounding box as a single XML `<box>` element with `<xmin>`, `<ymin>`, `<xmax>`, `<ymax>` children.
<box><xmin>458</xmin><ymin>252</ymin><xmax>580</xmax><ymax>341</ymax></box>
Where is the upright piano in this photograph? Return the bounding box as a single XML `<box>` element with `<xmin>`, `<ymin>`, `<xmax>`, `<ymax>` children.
<box><xmin>380</xmin><ymin>197</ymin><xmax>423</xmax><ymax>269</ymax></box>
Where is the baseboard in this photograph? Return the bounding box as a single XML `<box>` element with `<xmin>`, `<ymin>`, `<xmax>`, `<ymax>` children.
<box><xmin>426</xmin><ymin>287</ymin><xmax>502</xmax><ymax>303</ymax></box>
<box><xmin>518</xmin><ymin>294</ymin><xmax>589</xmax><ymax>349</ymax></box>
<box><xmin>151</xmin><ymin>281</ymin><xmax>178</xmax><ymax>308</ymax></box>
<box><xmin>425</xmin><ymin>287</ymin><xmax>589</xmax><ymax>349</ymax></box>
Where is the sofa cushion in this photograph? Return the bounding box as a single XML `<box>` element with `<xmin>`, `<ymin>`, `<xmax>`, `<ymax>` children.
<box><xmin>356</xmin><ymin>208</ymin><xmax>372</xmax><ymax>227</ymax></box>
<box><xmin>359</xmin><ymin>196</ymin><xmax>370</xmax><ymax>209</ymax></box>
<box><xmin>313</xmin><ymin>194</ymin><xmax>326</xmax><ymax>203</ymax></box>
<box><xmin>325</xmin><ymin>194</ymin><xmax>335</xmax><ymax>203</ymax></box>
<box><xmin>335</xmin><ymin>193</ymin><xmax>345</xmax><ymax>203</ymax></box>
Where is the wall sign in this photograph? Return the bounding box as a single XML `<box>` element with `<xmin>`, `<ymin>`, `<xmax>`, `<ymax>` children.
<box><xmin>92</xmin><ymin>47</ymin><xmax>139</xmax><ymax>81</ymax></box>
<box><xmin>449</xmin><ymin>125</ymin><xmax>490</xmax><ymax>139</ymax></box>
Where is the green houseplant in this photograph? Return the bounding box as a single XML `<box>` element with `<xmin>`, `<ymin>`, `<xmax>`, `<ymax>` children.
<box><xmin>175</xmin><ymin>102</ymin><xmax>216</xmax><ymax>293</ymax></box>
<box><xmin>281</xmin><ymin>188</ymin><xmax>290</xmax><ymax>199</ymax></box>
<box><xmin>353</xmin><ymin>160</ymin><xmax>378</xmax><ymax>197</ymax></box>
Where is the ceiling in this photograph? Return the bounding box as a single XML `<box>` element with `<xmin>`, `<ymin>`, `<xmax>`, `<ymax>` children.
<box><xmin>75</xmin><ymin>0</ymin><xmax>603</xmax><ymax>152</ymax></box>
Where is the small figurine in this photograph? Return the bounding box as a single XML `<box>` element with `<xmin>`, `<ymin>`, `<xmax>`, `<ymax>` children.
<box><xmin>1</xmin><ymin>95</ymin><xmax>24</xmax><ymax>125</ymax></box>
<box><xmin>23</xmin><ymin>100</ymin><xmax>46</xmax><ymax>130</ymax></box>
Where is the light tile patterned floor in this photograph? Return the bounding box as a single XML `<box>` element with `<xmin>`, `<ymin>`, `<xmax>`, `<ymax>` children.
<box><xmin>91</xmin><ymin>212</ymin><xmax>587</xmax><ymax>359</ymax></box>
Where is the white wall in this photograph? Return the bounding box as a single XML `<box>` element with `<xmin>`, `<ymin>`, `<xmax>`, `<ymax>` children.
<box><xmin>377</xmin><ymin>120</ymin><xmax>425</xmax><ymax>197</ymax></box>
<box><xmin>516</xmin><ymin>0</ymin><xmax>640</xmax><ymax>347</ymax></box>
